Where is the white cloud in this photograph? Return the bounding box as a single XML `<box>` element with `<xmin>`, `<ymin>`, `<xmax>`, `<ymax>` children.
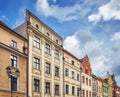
<box><xmin>0</xmin><ymin>15</ymin><xmax>9</xmax><ymax>21</ymax></box>
<box><xmin>63</xmin><ymin>34</ymin><xmax>81</xmax><ymax>57</ymax></box>
<box><xmin>88</xmin><ymin>0</ymin><xmax>120</xmax><ymax>22</ymax></box>
<box><xmin>12</xmin><ymin>7</ymin><xmax>25</xmax><ymax>28</ymax></box>
<box><xmin>111</xmin><ymin>32</ymin><xmax>120</xmax><ymax>41</ymax></box>
<box><xmin>35</xmin><ymin>0</ymin><xmax>89</xmax><ymax>22</ymax></box>
<box><xmin>63</xmin><ymin>30</ymin><xmax>113</xmax><ymax>76</ymax></box>
<box><xmin>91</xmin><ymin>55</ymin><xmax>112</xmax><ymax>75</ymax></box>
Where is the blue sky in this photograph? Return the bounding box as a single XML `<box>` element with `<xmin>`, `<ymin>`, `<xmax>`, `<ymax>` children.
<box><xmin>0</xmin><ymin>0</ymin><xmax>120</xmax><ymax>85</ymax></box>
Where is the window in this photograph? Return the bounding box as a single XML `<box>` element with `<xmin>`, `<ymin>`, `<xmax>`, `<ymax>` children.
<box><xmin>86</xmin><ymin>78</ymin><xmax>88</xmax><ymax>85</ymax></box>
<box><xmin>71</xmin><ymin>60</ymin><xmax>74</xmax><ymax>65</ymax></box>
<box><xmin>45</xmin><ymin>43</ymin><xmax>50</xmax><ymax>54</ymax></box>
<box><xmin>77</xmin><ymin>74</ymin><xmax>79</xmax><ymax>81</ymax></box>
<box><xmin>11</xmin><ymin>76</ymin><xmax>17</xmax><ymax>91</ymax></box>
<box><xmin>46</xmin><ymin>82</ymin><xmax>50</xmax><ymax>94</ymax></box>
<box><xmin>89</xmin><ymin>79</ymin><xmax>91</xmax><ymax>86</ymax></box>
<box><xmin>72</xmin><ymin>86</ymin><xmax>75</xmax><ymax>95</ymax></box>
<box><xmin>34</xmin><ymin>57</ymin><xmax>40</xmax><ymax>70</ymax></box>
<box><xmin>85</xmin><ymin>68</ymin><xmax>88</xmax><ymax>74</ymax></box>
<box><xmin>45</xmin><ymin>63</ymin><xmax>50</xmax><ymax>74</ymax></box>
<box><xmin>66</xmin><ymin>85</ymin><xmax>69</xmax><ymax>94</ymax></box>
<box><xmin>89</xmin><ymin>91</ymin><xmax>91</xmax><ymax>97</ymax></box>
<box><xmin>34</xmin><ymin>79</ymin><xmax>39</xmax><ymax>92</ymax></box>
<box><xmin>11</xmin><ymin>55</ymin><xmax>17</xmax><ymax>68</ymax></box>
<box><xmin>72</xmin><ymin>71</ymin><xmax>75</xmax><ymax>79</ymax></box>
<box><xmin>47</xmin><ymin>32</ymin><xmax>49</xmax><ymax>37</ymax></box>
<box><xmin>54</xmin><ymin>49</ymin><xmax>59</xmax><ymax>59</ymax></box>
<box><xmin>34</xmin><ymin>37</ymin><xmax>40</xmax><ymax>48</ymax></box>
<box><xmin>55</xmin><ymin>67</ymin><xmax>59</xmax><ymax>77</ymax></box>
<box><xmin>82</xmin><ymin>76</ymin><xmax>85</xmax><ymax>83</ymax></box>
<box><xmin>56</xmin><ymin>39</ymin><xmax>58</xmax><ymax>43</ymax></box>
<box><xmin>35</xmin><ymin>24</ymin><xmax>39</xmax><ymax>29</ymax></box>
<box><xmin>55</xmin><ymin>85</ymin><xmax>59</xmax><ymax>95</ymax></box>
<box><xmin>65</xmin><ymin>68</ymin><xmax>69</xmax><ymax>76</ymax></box>
<box><xmin>11</xmin><ymin>40</ymin><xmax>17</xmax><ymax>49</ymax></box>
<box><xmin>86</xmin><ymin>91</ymin><xmax>88</xmax><ymax>97</ymax></box>
<box><xmin>77</xmin><ymin>88</ymin><xmax>80</xmax><ymax>96</ymax></box>
<box><xmin>82</xmin><ymin>90</ymin><xmax>85</xmax><ymax>97</ymax></box>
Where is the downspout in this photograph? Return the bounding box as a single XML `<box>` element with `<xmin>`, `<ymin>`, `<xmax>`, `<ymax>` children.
<box><xmin>63</xmin><ymin>49</ymin><xmax>65</xmax><ymax>97</ymax></box>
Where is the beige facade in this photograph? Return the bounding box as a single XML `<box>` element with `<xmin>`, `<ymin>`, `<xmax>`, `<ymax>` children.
<box><xmin>96</xmin><ymin>78</ymin><xmax>103</xmax><ymax>97</ymax></box>
<box><xmin>92</xmin><ymin>74</ymin><xmax>97</xmax><ymax>97</ymax></box>
<box><xmin>0</xmin><ymin>21</ymin><xmax>27</xmax><ymax>97</ymax></box>
<box><xmin>25</xmin><ymin>10</ymin><xmax>63</xmax><ymax>97</ymax></box>
<box><xmin>82</xmin><ymin>73</ymin><xmax>92</xmax><ymax>97</ymax></box>
<box><xmin>63</xmin><ymin>50</ymin><xmax>82</xmax><ymax>97</ymax></box>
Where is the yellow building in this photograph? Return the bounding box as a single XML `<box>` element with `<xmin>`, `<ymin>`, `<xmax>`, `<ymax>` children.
<box><xmin>63</xmin><ymin>49</ymin><xmax>82</xmax><ymax>97</ymax></box>
<box><xmin>15</xmin><ymin>10</ymin><xmax>64</xmax><ymax>97</ymax></box>
<box><xmin>0</xmin><ymin>21</ymin><xmax>27</xmax><ymax>97</ymax></box>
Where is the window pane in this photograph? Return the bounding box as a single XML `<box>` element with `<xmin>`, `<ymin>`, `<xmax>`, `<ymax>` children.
<box><xmin>11</xmin><ymin>55</ymin><xmax>17</xmax><ymax>68</ymax></box>
<box><xmin>34</xmin><ymin>37</ymin><xmax>40</xmax><ymax>48</ymax></box>
<box><xmin>34</xmin><ymin>79</ymin><xmax>39</xmax><ymax>91</ymax></box>
<box><xmin>46</xmin><ymin>82</ymin><xmax>50</xmax><ymax>94</ymax></box>
<box><xmin>72</xmin><ymin>71</ymin><xmax>75</xmax><ymax>79</ymax></box>
<box><xmin>11</xmin><ymin>40</ymin><xmax>17</xmax><ymax>49</ymax></box>
<box><xmin>72</xmin><ymin>86</ymin><xmax>75</xmax><ymax>95</ymax></box>
<box><xmin>45</xmin><ymin>63</ymin><xmax>50</xmax><ymax>74</ymax></box>
<box><xmin>65</xmin><ymin>68</ymin><xmax>69</xmax><ymax>76</ymax></box>
<box><xmin>11</xmin><ymin>76</ymin><xmax>17</xmax><ymax>91</ymax></box>
<box><xmin>66</xmin><ymin>85</ymin><xmax>69</xmax><ymax>94</ymax></box>
<box><xmin>55</xmin><ymin>85</ymin><xmax>59</xmax><ymax>95</ymax></box>
<box><xmin>55</xmin><ymin>49</ymin><xmax>59</xmax><ymax>59</ymax></box>
<box><xmin>45</xmin><ymin>43</ymin><xmax>50</xmax><ymax>54</ymax></box>
<box><xmin>55</xmin><ymin>67</ymin><xmax>59</xmax><ymax>77</ymax></box>
<box><xmin>34</xmin><ymin>57</ymin><xmax>40</xmax><ymax>70</ymax></box>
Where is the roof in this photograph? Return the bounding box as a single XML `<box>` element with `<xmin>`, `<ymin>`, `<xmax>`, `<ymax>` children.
<box><xmin>63</xmin><ymin>49</ymin><xmax>81</xmax><ymax>62</ymax></box>
<box><xmin>14</xmin><ymin>22</ymin><xmax>28</xmax><ymax>39</ymax></box>
<box><xmin>0</xmin><ymin>21</ymin><xmax>8</xmax><ymax>28</ymax></box>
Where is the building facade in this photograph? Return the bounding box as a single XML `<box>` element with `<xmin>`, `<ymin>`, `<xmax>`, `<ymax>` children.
<box><xmin>102</xmin><ymin>79</ymin><xmax>108</xmax><ymax>97</ymax></box>
<box><xmin>92</xmin><ymin>74</ymin><xmax>97</xmax><ymax>97</ymax></box>
<box><xmin>63</xmin><ymin>49</ymin><xmax>82</xmax><ymax>97</ymax></box>
<box><xmin>116</xmin><ymin>86</ymin><xmax>120</xmax><ymax>97</ymax></box>
<box><xmin>96</xmin><ymin>77</ymin><xmax>103</xmax><ymax>97</ymax></box>
<box><xmin>1</xmin><ymin>9</ymin><xmax>120</xmax><ymax>97</ymax></box>
<box><xmin>15</xmin><ymin>10</ymin><xmax>64</xmax><ymax>97</ymax></box>
<box><xmin>80</xmin><ymin>55</ymin><xmax>92</xmax><ymax>97</ymax></box>
<box><xmin>0</xmin><ymin>21</ymin><xmax>27</xmax><ymax>97</ymax></box>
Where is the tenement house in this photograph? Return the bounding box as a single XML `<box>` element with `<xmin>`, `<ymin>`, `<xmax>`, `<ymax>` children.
<box><xmin>80</xmin><ymin>55</ymin><xmax>92</xmax><ymax>97</ymax></box>
<box><xmin>63</xmin><ymin>49</ymin><xmax>82</xmax><ymax>97</ymax></box>
<box><xmin>14</xmin><ymin>10</ymin><xmax>64</xmax><ymax>97</ymax></box>
<box><xmin>0</xmin><ymin>21</ymin><xmax>27</xmax><ymax>97</ymax></box>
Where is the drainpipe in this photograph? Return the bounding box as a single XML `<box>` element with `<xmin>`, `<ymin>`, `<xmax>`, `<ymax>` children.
<box><xmin>63</xmin><ymin>49</ymin><xmax>65</xmax><ymax>97</ymax></box>
<box><xmin>80</xmin><ymin>66</ymin><xmax>82</xmax><ymax>97</ymax></box>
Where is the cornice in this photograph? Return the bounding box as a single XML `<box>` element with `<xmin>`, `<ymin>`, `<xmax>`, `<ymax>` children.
<box><xmin>0</xmin><ymin>42</ymin><xmax>28</xmax><ymax>58</ymax></box>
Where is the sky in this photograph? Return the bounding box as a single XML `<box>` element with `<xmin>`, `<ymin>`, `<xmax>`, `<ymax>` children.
<box><xmin>0</xmin><ymin>0</ymin><xmax>120</xmax><ymax>85</ymax></box>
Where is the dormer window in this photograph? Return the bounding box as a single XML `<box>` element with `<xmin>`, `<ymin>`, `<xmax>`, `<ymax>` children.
<box><xmin>35</xmin><ymin>24</ymin><xmax>39</xmax><ymax>29</ymax></box>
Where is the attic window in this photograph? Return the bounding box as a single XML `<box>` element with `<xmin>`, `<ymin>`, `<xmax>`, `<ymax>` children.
<box><xmin>35</xmin><ymin>24</ymin><xmax>39</xmax><ymax>29</ymax></box>
<box><xmin>56</xmin><ymin>39</ymin><xmax>58</xmax><ymax>43</ymax></box>
<box><xmin>71</xmin><ymin>60</ymin><xmax>74</xmax><ymax>65</ymax></box>
<box><xmin>47</xmin><ymin>32</ymin><xmax>49</xmax><ymax>37</ymax></box>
